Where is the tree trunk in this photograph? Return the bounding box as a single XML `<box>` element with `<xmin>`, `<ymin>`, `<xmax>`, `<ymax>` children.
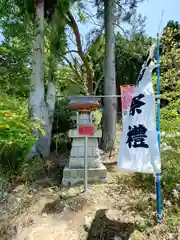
<box><xmin>101</xmin><ymin>0</ymin><xmax>117</xmax><ymax>150</ymax></box>
<box><xmin>46</xmin><ymin>79</ymin><xmax>56</xmax><ymax>156</ymax></box>
<box><xmin>29</xmin><ymin>0</ymin><xmax>56</xmax><ymax>158</ymax></box>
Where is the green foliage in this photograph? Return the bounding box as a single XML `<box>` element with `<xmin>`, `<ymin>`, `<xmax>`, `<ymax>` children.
<box><xmin>51</xmin><ymin>97</ymin><xmax>73</xmax><ymax>154</ymax></box>
<box><xmin>93</xmin><ymin>109</ymin><xmax>102</xmax><ymax>128</ymax></box>
<box><xmin>136</xmin><ymin>146</ymin><xmax>180</xmax><ymax>205</ymax></box>
<box><xmin>0</xmin><ymin>0</ymin><xmax>32</xmax><ymax>97</ymax></box>
<box><xmin>0</xmin><ymin>94</ymin><xmax>37</xmax><ymax>172</ymax></box>
<box><xmin>161</xmin><ymin>149</ymin><xmax>180</xmax><ymax>199</ymax></box>
<box><xmin>115</xmin><ymin>33</ymin><xmax>153</xmax><ymax>86</ymax></box>
<box><xmin>18</xmin><ymin>157</ymin><xmax>44</xmax><ymax>182</ymax></box>
<box><xmin>56</xmin><ymin>66</ymin><xmax>86</xmax><ymax>94</ymax></box>
<box><xmin>86</xmin><ymin>35</ymin><xmax>105</xmax><ymax>94</ymax></box>
<box><xmin>76</xmin><ymin>3</ymin><xmax>87</xmax><ymax>23</ymax></box>
<box><xmin>87</xmin><ymin>33</ymin><xmax>153</xmax><ymax>96</ymax></box>
<box><xmin>0</xmin><ymin>42</ymin><xmax>30</xmax><ymax>97</ymax></box>
<box><xmin>136</xmin><ymin>21</ymin><xmax>180</xmax><ymax>217</ymax></box>
<box><xmin>160</xmin><ymin>21</ymin><xmax>180</xmax><ymax>108</ymax></box>
<box><xmin>52</xmin><ymin>98</ymin><xmax>73</xmax><ymax>134</ymax></box>
<box><xmin>160</xmin><ymin>22</ymin><xmax>180</xmax><ymax>204</ymax></box>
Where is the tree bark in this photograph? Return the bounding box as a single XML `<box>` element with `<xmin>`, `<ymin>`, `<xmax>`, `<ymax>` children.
<box><xmin>29</xmin><ymin>0</ymin><xmax>56</xmax><ymax>158</ymax></box>
<box><xmin>46</xmin><ymin>79</ymin><xmax>56</xmax><ymax>156</ymax></box>
<box><xmin>101</xmin><ymin>0</ymin><xmax>117</xmax><ymax>150</ymax></box>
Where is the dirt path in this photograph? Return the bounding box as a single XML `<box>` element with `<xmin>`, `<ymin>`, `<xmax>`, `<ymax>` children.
<box><xmin>14</xmin><ymin>201</ymin><xmax>110</xmax><ymax>240</ymax></box>
<box><xmin>12</xmin><ymin>192</ymin><xmax>108</xmax><ymax>240</ymax></box>
<box><xmin>1</xmin><ymin>164</ymin><xmax>179</xmax><ymax>240</ymax></box>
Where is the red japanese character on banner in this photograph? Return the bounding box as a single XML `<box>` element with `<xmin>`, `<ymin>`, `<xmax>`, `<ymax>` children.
<box><xmin>120</xmin><ymin>85</ymin><xmax>135</xmax><ymax>125</ymax></box>
<box><xmin>120</xmin><ymin>85</ymin><xmax>135</xmax><ymax>113</ymax></box>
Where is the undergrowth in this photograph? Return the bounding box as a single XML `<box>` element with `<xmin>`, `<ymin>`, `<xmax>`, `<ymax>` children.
<box><xmin>0</xmin><ymin>94</ymin><xmax>67</xmax><ymax>199</ymax></box>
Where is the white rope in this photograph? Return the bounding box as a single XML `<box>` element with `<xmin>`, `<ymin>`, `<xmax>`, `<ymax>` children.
<box><xmin>57</xmin><ymin>94</ymin><xmax>160</xmax><ymax>98</ymax></box>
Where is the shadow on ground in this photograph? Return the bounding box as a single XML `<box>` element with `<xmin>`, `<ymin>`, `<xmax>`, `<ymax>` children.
<box><xmin>86</xmin><ymin>209</ymin><xmax>135</xmax><ymax>240</ymax></box>
<box><xmin>41</xmin><ymin>197</ymin><xmax>65</xmax><ymax>214</ymax></box>
<box><xmin>41</xmin><ymin>191</ymin><xmax>86</xmax><ymax>214</ymax></box>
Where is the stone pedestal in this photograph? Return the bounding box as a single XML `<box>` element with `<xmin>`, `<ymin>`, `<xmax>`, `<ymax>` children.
<box><xmin>62</xmin><ymin>128</ymin><xmax>107</xmax><ymax>186</ymax></box>
<box><xmin>62</xmin><ymin>165</ymin><xmax>107</xmax><ymax>186</ymax></box>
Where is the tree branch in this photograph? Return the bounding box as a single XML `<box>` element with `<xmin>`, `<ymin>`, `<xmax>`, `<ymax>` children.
<box><xmin>66</xmin><ymin>11</ymin><xmax>94</xmax><ymax>94</ymax></box>
<box><xmin>64</xmin><ymin>50</ymin><xmax>79</xmax><ymax>55</ymax></box>
<box><xmin>63</xmin><ymin>56</ymin><xmax>83</xmax><ymax>83</ymax></box>
<box><xmin>114</xmin><ymin>22</ymin><xmax>129</xmax><ymax>37</ymax></box>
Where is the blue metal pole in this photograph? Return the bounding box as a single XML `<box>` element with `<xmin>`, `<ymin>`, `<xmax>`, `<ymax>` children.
<box><xmin>156</xmin><ymin>33</ymin><xmax>162</xmax><ymax>224</ymax></box>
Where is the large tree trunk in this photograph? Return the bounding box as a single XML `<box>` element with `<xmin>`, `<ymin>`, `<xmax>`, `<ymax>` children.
<box><xmin>45</xmin><ymin>80</ymin><xmax>56</xmax><ymax>156</ymax></box>
<box><xmin>101</xmin><ymin>0</ymin><xmax>117</xmax><ymax>150</ymax></box>
<box><xmin>29</xmin><ymin>0</ymin><xmax>56</xmax><ymax>158</ymax></box>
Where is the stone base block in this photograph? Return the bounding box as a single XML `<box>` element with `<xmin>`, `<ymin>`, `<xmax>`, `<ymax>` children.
<box><xmin>62</xmin><ymin>163</ymin><xmax>107</xmax><ymax>186</ymax></box>
<box><xmin>68</xmin><ymin>156</ymin><xmax>102</xmax><ymax>168</ymax></box>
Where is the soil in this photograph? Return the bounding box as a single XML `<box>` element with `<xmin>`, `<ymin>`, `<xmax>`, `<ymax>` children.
<box><xmin>0</xmin><ymin>155</ymin><xmax>179</xmax><ymax>240</ymax></box>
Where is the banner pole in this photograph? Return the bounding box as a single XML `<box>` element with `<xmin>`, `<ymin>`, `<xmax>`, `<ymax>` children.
<box><xmin>84</xmin><ymin>136</ymin><xmax>88</xmax><ymax>196</ymax></box>
<box><xmin>156</xmin><ymin>33</ymin><xmax>162</xmax><ymax>224</ymax></box>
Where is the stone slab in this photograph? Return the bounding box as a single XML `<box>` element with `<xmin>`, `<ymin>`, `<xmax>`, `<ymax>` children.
<box><xmin>70</xmin><ymin>146</ymin><xmax>100</xmax><ymax>158</ymax></box>
<box><xmin>62</xmin><ymin>164</ymin><xmax>107</xmax><ymax>186</ymax></box>
<box><xmin>72</xmin><ymin>137</ymin><xmax>99</xmax><ymax>147</ymax></box>
<box><xmin>68</xmin><ymin>156</ymin><xmax>102</xmax><ymax>168</ymax></box>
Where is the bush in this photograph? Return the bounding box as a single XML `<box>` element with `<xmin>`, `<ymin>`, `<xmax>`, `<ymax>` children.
<box><xmin>135</xmin><ymin>105</ymin><xmax>180</xmax><ymax>208</ymax></box>
<box><xmin>0</xmin><ymin>93</ymin><xmax>37</xmax><ymax>173</ymax></box>
<box><xmin>161</xmin><ymin>149</ymin><xmax>180</xmax><ymax>202</ymax></box>
<box><xmin>18</xmin><ymin>157</ymin><xmax>44</xmax><ymax>182</ymax></box>
<box><xmin>52</xmin><ymin>97</ymin><xmax>73</xmax><ymax>135</ymax></box>
<box><xmin>50</xmin><ymin>97</ymin><xmax>73</xmax><ymax>154</ymax></box>
<box><xmin>161</xmin><ymin>105</ymin><xmax>180</xmax><ymax>204</ymax></box>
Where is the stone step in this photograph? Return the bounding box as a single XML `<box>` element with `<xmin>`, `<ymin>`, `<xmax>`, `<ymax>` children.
<box><xmin>68</xmin><ymin>156</ymin><xmax>102</xmax><ymax>168</ymax></box>
<box><xmin>62</xmin><ymin>163</ymin><xmax>107</xmax><ymax>186</ymax></box>
<box><xmin>72</xmin><ymin>138</ymin><xmax>98</xmax><ymax>147</ymax></box>
<box><xmin>70</xmin><ymin>147</ymin><xmax>100</xmax><ymax>158</ymax></box>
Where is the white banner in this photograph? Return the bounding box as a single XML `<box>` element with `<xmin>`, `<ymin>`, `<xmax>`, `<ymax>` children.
<box><xmin>117</xmin><ymin>57</ymin><xmax>161</xmax><ymax>174</ymax></box>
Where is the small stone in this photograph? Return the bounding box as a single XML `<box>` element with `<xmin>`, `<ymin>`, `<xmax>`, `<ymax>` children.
<box><xmin>168</xmin><ymin>233</ymin><xmax>174</xmax><ymax>240</ymax></box>
<box><xmin>47</xmin><ymin>187</ymin><xmax>55</xmax><ymax>193</ymax></box>
<box><xmin>129</xmin><ymin>230</ymin><xmax>146</xmax><ymax>240</ymax></box>
<box><xmin>149</xmin><ymin>234</ymin><xmax>158</xmax><ymax>240</ymax></box>
<box><xmin>165</xmin><ymin>200</ymin><xmax>172</xmax><ymax>207</ymax></box>
<box><xmin>99</xmin><ymin>149</ymin><xmax>104</xmax><ymax>155</ymax></box>
<box><xmin>114</xmin><ymin>236</ymin><xmax>123</xmax><ymax>240</ymax></box>
<box><xmin>7</xmin><ymin>193</ymin><xmax>16</xmax><ymax>204</ymax></box>
<box><xmin>84</xmin><ymin>216</ymin><xmax>93</xmax><ymax>232</ymax></box>
<box><xmin>13</xmin><ymin>184</ymin><xmax>25</xmax><ymax>194</ymax></box>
